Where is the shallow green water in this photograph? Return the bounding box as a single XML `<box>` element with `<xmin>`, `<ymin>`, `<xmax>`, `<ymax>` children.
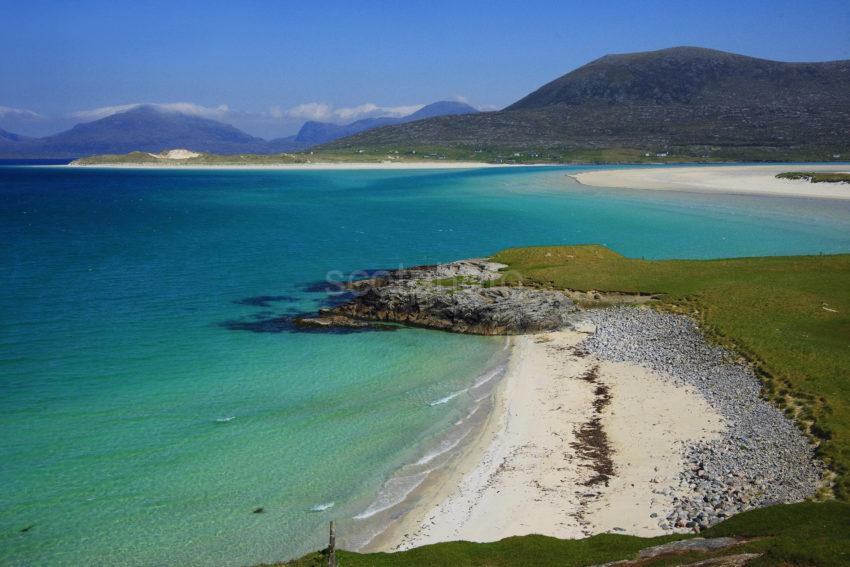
<box><xmin>1</xmin><ymin>165</ymin><xmax>849</xmax><ymax>566</ymax></box>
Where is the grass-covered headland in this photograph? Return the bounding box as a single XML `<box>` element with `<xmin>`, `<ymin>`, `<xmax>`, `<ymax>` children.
<box><xmin>280</xmin><ymin>245</ymin><xmax>850</xmax><ymax>566</ymax></box>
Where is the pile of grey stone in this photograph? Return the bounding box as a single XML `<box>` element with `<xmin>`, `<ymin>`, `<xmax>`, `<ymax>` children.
<box><xmin>582</xmin><ymin>307</ymin><xmax>823</xmax><ymax>532</ymax></box>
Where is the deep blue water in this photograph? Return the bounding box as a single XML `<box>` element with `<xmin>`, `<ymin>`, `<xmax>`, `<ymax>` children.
<box><xmin>1</xmin><ymin>164</ymin><xmax>849</xmax><ymax>566</ymax></box>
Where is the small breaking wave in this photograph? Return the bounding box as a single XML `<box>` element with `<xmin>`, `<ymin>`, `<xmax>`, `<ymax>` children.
<box><xmin>428</xmin><ymin>388</ymin><xmax>468</xmax><ymax>406</ymax></box>
<box><xmin>353</xmin><ymin>471</ymin><xmax>429</xmax><ymax>520</ymax></box>
<box><xmin>415</xmin><ymin>430</ymin><xmax>471</xmax><ymax>465</ymax></box>
<box><xmin>428</xmin><ymin>363</ymin><xmax>507</xmax><ymax>406</ymax></box>
<box><xmin>214</xmin><ymin>416</ymin><xmax>236</xmax><ymax>423</ymax></box>
<box><xmin>308</xmin><ymin>502</ymin><xmax>335</xmax><ymax>512</ymax></box>
<box><xmin>472</xmin><ymin>365</ymin><xmax>505</xmax><ymax>389</ymax></box>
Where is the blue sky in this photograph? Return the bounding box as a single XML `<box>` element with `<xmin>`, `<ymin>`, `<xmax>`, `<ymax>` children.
<box><xmin>1</xmin><ymin>0</ymin><xmax>849</xmax><ymax>138</ymax></box>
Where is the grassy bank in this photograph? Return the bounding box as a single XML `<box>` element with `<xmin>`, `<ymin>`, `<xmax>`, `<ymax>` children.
<box><xmin>279</xmin><ymin>502</ymin><xmax>849</xmax><ymax>566</ymax></box>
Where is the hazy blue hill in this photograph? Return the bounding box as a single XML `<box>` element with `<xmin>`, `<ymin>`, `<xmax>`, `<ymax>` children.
<box><xmin>0</xmin><ymin>100</ymin><xmax>480</xmax><ymax>158</ymax></box>
<box><xmin>294</xmin><ymin>116</ymin><xmax>399</xmax><ymax>146</ymax></box>
<box><xmin>0</xmin><ymin>127</ymin><xmax>31</xmax><ymax>143</ymax></box>
<box><xmin>14</xmin><ymin>106</ymin><xmax>272</xmax><ymax>157</ymax></box>
<box><xmin>324</xmin><ymin>47</ymin><xmax>850</xmax><ymax>156</ymax></box>
<box><xmin>294</xmin><ymin>101</ymin><xmax>478</xmax><ymax>146</ymax></box>
<box><xmin>406</xmin><ymin>100</ymin><xmax>478</xmax><ymax>120</ymax></box>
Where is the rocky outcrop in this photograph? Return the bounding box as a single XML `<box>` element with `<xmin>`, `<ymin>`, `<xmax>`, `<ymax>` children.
<box><xmin>296</xmin><ymin>259</ymin><xmax>578</xmax><ymax>335</ymax></box>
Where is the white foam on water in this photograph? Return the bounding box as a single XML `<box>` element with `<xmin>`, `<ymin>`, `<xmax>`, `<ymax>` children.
<box><xmin>353</xmin><ymin>471</ymin><xmax>429</xmax><ymax>520</ymax></box>
<box><xmin>308</xmin><ymin>502</ymin><xmax>335</xmax><ymax>512</ymax></box>
<box><xmin>214</xmin><ymin>416</ymin><xmax>235</xmax><ymax>423</ymax></box>
<box><xmin>472</xmin><ymin>364</ymin><xmax>505</xmax><ymax>389</ymax></box>
<box><xmin>415</xmin><ymin>429</ymin><xmax>471</xmax><ymax>465</ymax></box>
<box><xmin>428</xmin><ymin>363</ymin><xmax>506</xmax><ymax>407</ymax></box>
<box><xmin>428</xmin><ymin>388</ymin><xmax>468</xmax><ymax>406</ymax></box>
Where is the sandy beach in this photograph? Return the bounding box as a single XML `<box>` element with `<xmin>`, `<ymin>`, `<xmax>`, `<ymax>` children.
<box><xmin>371</xmin><ymin>322</ymin><xmax>725</xmax><ymax>550</ymax></box>
<box><xmin>573</xmin><ymin>164</ymin><xmax>850</xmax><ymax>200</ymax></box>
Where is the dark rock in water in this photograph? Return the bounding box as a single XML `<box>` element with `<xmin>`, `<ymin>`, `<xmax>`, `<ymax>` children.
<box><xmin>222</xmin><ymin>313</ymin><xmax>383</xmax><ymax>335</ymax></box>
<box><xmin>293</xmin><ymin>314</ymin><xmax>398</xmax><ymax>332</ymax></box>
<box><xmin>20</xmin><ymin>524</ymin><xmax>34</xmax><ymax>533</ymax></box>
<box><xmin>306</xmin><ymin>258</ymin><xmax>578</xmax><ymax>335</ymax></box>
<box><xmin>234</xmin><ymin>295</ymin><xmax>296</xmax><ymax>307</ymax></box>
<box><xmin>253</xmin><ymin>507</ymin><xmax>264</xmax><ymax>514</ymax></box>
<box><xmin>221</xmin><ymin>315</ymin><xmax>296</xmax><ymax>333</ymax></box>
<box><xmin>294</xmin><ymin>314</ymin><xmax>372</xmax><ymax>329</ymax></box>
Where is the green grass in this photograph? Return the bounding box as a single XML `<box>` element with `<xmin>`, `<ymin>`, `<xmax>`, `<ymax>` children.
<box><xmin>492</xmin><ymin>245</ymin><xmax>850</xmax><ymax>498</ymax></box>
<box><xmin>277</xmin><ymin>502</ymin><xmax>850</xmax><ymax>566</ymax></box>
<box><xmin>777</xmin><ymin>171</ymin><xmax>850</xmax><ymax>183</ymax></box>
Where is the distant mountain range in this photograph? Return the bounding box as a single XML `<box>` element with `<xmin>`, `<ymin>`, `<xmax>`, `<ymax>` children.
<box><xmin>6</xmin><ymin>47</ymin><xmax>848</xmax><ymax>160</ymax></box>
<box><xmin>0</xmin><ymin>127</ymin><xmax>31</xmax><ymax>143</ymax></box>
<box><xmin>0</xmin><ymin>101</ymin><xmax>478</xmax><ymax>158</ymax></box>
<box><xmin>324</xmin><ymin>47</ymin><xmax>850</xmax><ymax>157</ymax></box>
<box><xmin>292</xmin><ymin>101</ymin><xmax>477</xmax><ymax>146</ymax></box>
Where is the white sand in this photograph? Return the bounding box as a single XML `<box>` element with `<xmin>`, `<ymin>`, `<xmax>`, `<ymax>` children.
<box><xmin>587</xmin><ymin>360</ymin><xmax>724</xmax><ymax>535</ymax></box>
<box><xmin>375</xmin><ymin>324</ymin><xmax>724</xmax><ymax>550</ymax></box>
<box><xmin>67</xmin><ymin>161</ymin><xmax>538</xmax><ymax>171</ymax></box>
<box><xmin>148</xmin><ymin>149</ymin><xmax>202</xmax><ymax>160</ymax></box>
<box><xmin>573</xmin><ymin>164</ymin><xmax>850</xmax><ymax>200</ymax></box>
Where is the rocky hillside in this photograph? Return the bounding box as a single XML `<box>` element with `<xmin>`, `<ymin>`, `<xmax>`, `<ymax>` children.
<box><xmin>323</xmin><ymin>47</ymin><xmax>850</xmax><ymax>156</ymax></box>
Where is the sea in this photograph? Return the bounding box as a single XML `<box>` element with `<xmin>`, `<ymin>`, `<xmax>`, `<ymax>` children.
<box><xmin>2</xmin><ymin>163</ymin><xmax>849</xmax><ymax>566</ymax></box>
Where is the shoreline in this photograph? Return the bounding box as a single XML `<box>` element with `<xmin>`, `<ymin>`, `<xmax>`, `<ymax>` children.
<box><xmin>572</xmin><ymin>164</ymin><xmax>850</xmax><ymax>200</ymax></box>
<box><xmin>368</xmin><ymin>321</ymin><xmax>723</xmax><ymax>550</ymax></box>
<box><xmin>362</xmin><ymin>307</ymin><xmax>823</xmax><ymax>551</ymax></box>
<box><xmin>63</xmin><ymin>161</ymin><xmax>551</xmax><ymax>171</ymax></box>
<box><xmin>341</xmin><ymin>341</ymin><xmax>513</xmax><ymax>552</ymax></box>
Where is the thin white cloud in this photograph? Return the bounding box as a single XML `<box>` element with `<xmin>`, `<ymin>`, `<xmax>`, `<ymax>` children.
<box><xmin>70</xmin><ymin>102</ymin><xmax>231</xmax><ymax>121</ymax></box>
<box><xmin>280</xmin><ymin>102</ymin><xmax>424</xmax><ymax>123</ymax></box>
<box><xmin>0</xmin><ymin>105</ymin><xmax>43</xmax><ymax>119</ymax></box>
<box><xmin>69</xmin><ymin>100</ymin><xmax>433</xmax><ymax>126</ymax></box>
<box><xmin>334</xmin><ymin>103</ymin><xmax>423</xmax><ymax>121</ymax></box>
<box><xmin>285</xmin><ymin>102</ymin><xmax>333</xmax><ymax>121</ymax></box>
<box><xmin>59</xmin><ymin>99</ymin><xmax>462</xmax><ymax>138</ymax></box>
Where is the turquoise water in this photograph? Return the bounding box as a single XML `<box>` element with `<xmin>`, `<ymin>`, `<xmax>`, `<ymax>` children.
<box><xmin>1</xmin><ymin>165</ymin><xmax>849</xmax><ymax>566</ymax></box>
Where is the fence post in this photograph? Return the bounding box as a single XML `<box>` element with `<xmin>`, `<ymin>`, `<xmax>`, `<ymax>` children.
<box><xmin>328</xmin><ymin>521</ymin><xmax>336</xmax><ymax>567</ymax></box>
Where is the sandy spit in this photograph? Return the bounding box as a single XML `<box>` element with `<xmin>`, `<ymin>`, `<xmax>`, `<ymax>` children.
<box><xmin>65</xmin><ymin>161</ymin><xmax>549</xmax><ymax>171</ymax></box>
<box><xmin>572</xmin><ymin>164</ymin><xmax>850</xmax><ymax>200</ymax></box>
